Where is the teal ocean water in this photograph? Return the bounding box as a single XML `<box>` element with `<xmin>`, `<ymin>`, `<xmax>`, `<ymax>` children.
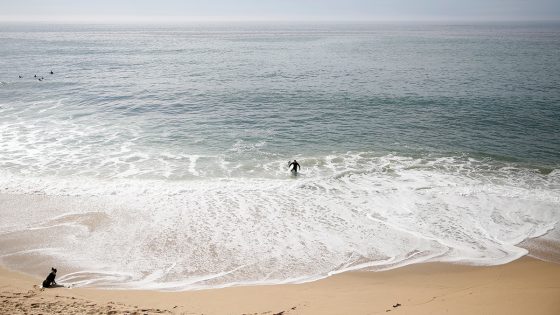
<box><xmin>0</xmin><ymin>22</ymin><xmax>559</xmax><ymax>290</ymax></box>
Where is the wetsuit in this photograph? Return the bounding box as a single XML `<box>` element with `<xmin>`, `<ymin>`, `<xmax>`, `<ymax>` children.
<box><xmin>289</xmin><ymin>161</ymin><xmax>300</xmax><ymax>173</ymax></box>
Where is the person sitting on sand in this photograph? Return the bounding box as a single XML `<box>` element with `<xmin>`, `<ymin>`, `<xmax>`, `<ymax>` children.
<box><xmin>288</xmin><ymin>160</ymin><xmax>301</xmax><ymax>173</ymax></box>
<box><xmin>42</xmin><ymin>267</ymin><xmax>57</xmax><ymax>288</ymax></box>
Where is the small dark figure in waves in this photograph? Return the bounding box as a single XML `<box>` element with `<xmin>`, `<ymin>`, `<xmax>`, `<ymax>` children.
<box><xmin>288</xmin><ymin>159</ymin><xmax>301</xmax><ymax>174</ymax></box>
<box><xmin>50</xmin><ymin>70</ymin><xmax>54</xmax><ymax>75</ymax></box>
<box><xmin>42</xmin><ymin>267</ymin><xmax>57</xmax><ymax>288</ymax></box>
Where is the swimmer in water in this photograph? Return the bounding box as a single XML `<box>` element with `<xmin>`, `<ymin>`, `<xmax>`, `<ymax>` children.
<box><xmin>288</xmin><ymin>160</ymin><xmax>301</xmax><ymax>173</ymax></box>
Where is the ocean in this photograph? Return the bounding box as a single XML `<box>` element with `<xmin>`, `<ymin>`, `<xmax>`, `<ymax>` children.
<box><xmin>0</xmin><ymin>22</ymin><xmax>559</xmax><ymax>290</ymax></box>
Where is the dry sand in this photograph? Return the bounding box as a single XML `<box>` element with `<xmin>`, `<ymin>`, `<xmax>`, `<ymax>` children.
<box><xmin>1</xmin><ymin>257</ymin><xmax>559</xmax><ymax>315</ymax></box>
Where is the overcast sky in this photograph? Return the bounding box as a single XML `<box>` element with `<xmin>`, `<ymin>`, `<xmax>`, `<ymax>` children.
<box><xmin>1</xmin><ymin>0</ymin><xmax>559</xmax><ymax>22</ymax></box>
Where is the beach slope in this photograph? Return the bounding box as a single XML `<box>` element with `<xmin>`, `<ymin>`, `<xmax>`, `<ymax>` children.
<box><xmin>1</xmin><ymin>257</ymin><xmax>559</xmax><ymax>315</ymax></box>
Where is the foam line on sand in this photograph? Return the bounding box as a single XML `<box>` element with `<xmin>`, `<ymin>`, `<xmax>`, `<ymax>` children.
<box><xmin>1</xmin><ymin>257</ymin><xmax>559</xmax><ymax>315</ymax></box>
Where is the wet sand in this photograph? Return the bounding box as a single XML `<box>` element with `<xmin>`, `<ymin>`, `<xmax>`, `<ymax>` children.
<box><xmin>1</xmin><ymin>257</ymin><xmax>559</xmax><ymax>315</ymax></box>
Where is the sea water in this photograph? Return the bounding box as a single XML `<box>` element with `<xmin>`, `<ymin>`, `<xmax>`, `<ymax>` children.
<box><xmin>0</xmin><ymin>22</ymin><xmax>559</xmax><ymax>290</ymax></box>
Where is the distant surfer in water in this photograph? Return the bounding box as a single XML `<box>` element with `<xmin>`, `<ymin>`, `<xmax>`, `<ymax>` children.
<box><xmin>288</xmin><ymin>160</ymin><xmax>300</xmax><ymax>174</ymax></box>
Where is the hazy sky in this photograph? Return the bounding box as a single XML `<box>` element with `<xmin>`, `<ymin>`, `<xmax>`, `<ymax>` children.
<box><xmin>1</xmin><ymin>0</ymin><xmax>559</xmax><ymax>22</ymax></box>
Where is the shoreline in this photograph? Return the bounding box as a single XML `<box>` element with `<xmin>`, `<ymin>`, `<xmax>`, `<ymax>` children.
<box><xmin>2</xmin><ymin>257</ymin><xmax>560</xmax><ymax>314</ymax></box>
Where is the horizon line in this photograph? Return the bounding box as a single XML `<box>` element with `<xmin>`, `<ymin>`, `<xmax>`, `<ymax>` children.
<box><xmin>1</xmin><ymin>15</ymin><xmax>559</xmax><ymax>24</ymax></box>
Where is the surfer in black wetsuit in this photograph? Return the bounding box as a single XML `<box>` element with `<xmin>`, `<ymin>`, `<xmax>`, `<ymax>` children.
<box><xmin>288</xmin><ymin>160</ymin><xmax>300</xmax><ymax>173</ymax></box>
<box><xmin>42</xmin><ymin>267</ymin><xmax>57</xmax><ymax>288</ymax></box>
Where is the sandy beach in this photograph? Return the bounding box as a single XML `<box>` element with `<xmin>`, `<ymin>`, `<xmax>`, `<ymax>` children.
<box><xmin>1</xmin><ymin>257</ymin><xmax>559</xmax><ymax>315</ymax></box>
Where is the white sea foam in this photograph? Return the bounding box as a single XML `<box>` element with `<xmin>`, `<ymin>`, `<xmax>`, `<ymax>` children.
<box><xmin>0</xmin><ymin>153</ymin><xmax>558</xmax><ymax>290</ymax></box>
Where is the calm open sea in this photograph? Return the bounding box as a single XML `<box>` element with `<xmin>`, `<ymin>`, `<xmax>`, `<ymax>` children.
<box><xmin>0</xmin><ymin>22</ymin><xmax>559</xmax><ymax>290</ymax></box>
